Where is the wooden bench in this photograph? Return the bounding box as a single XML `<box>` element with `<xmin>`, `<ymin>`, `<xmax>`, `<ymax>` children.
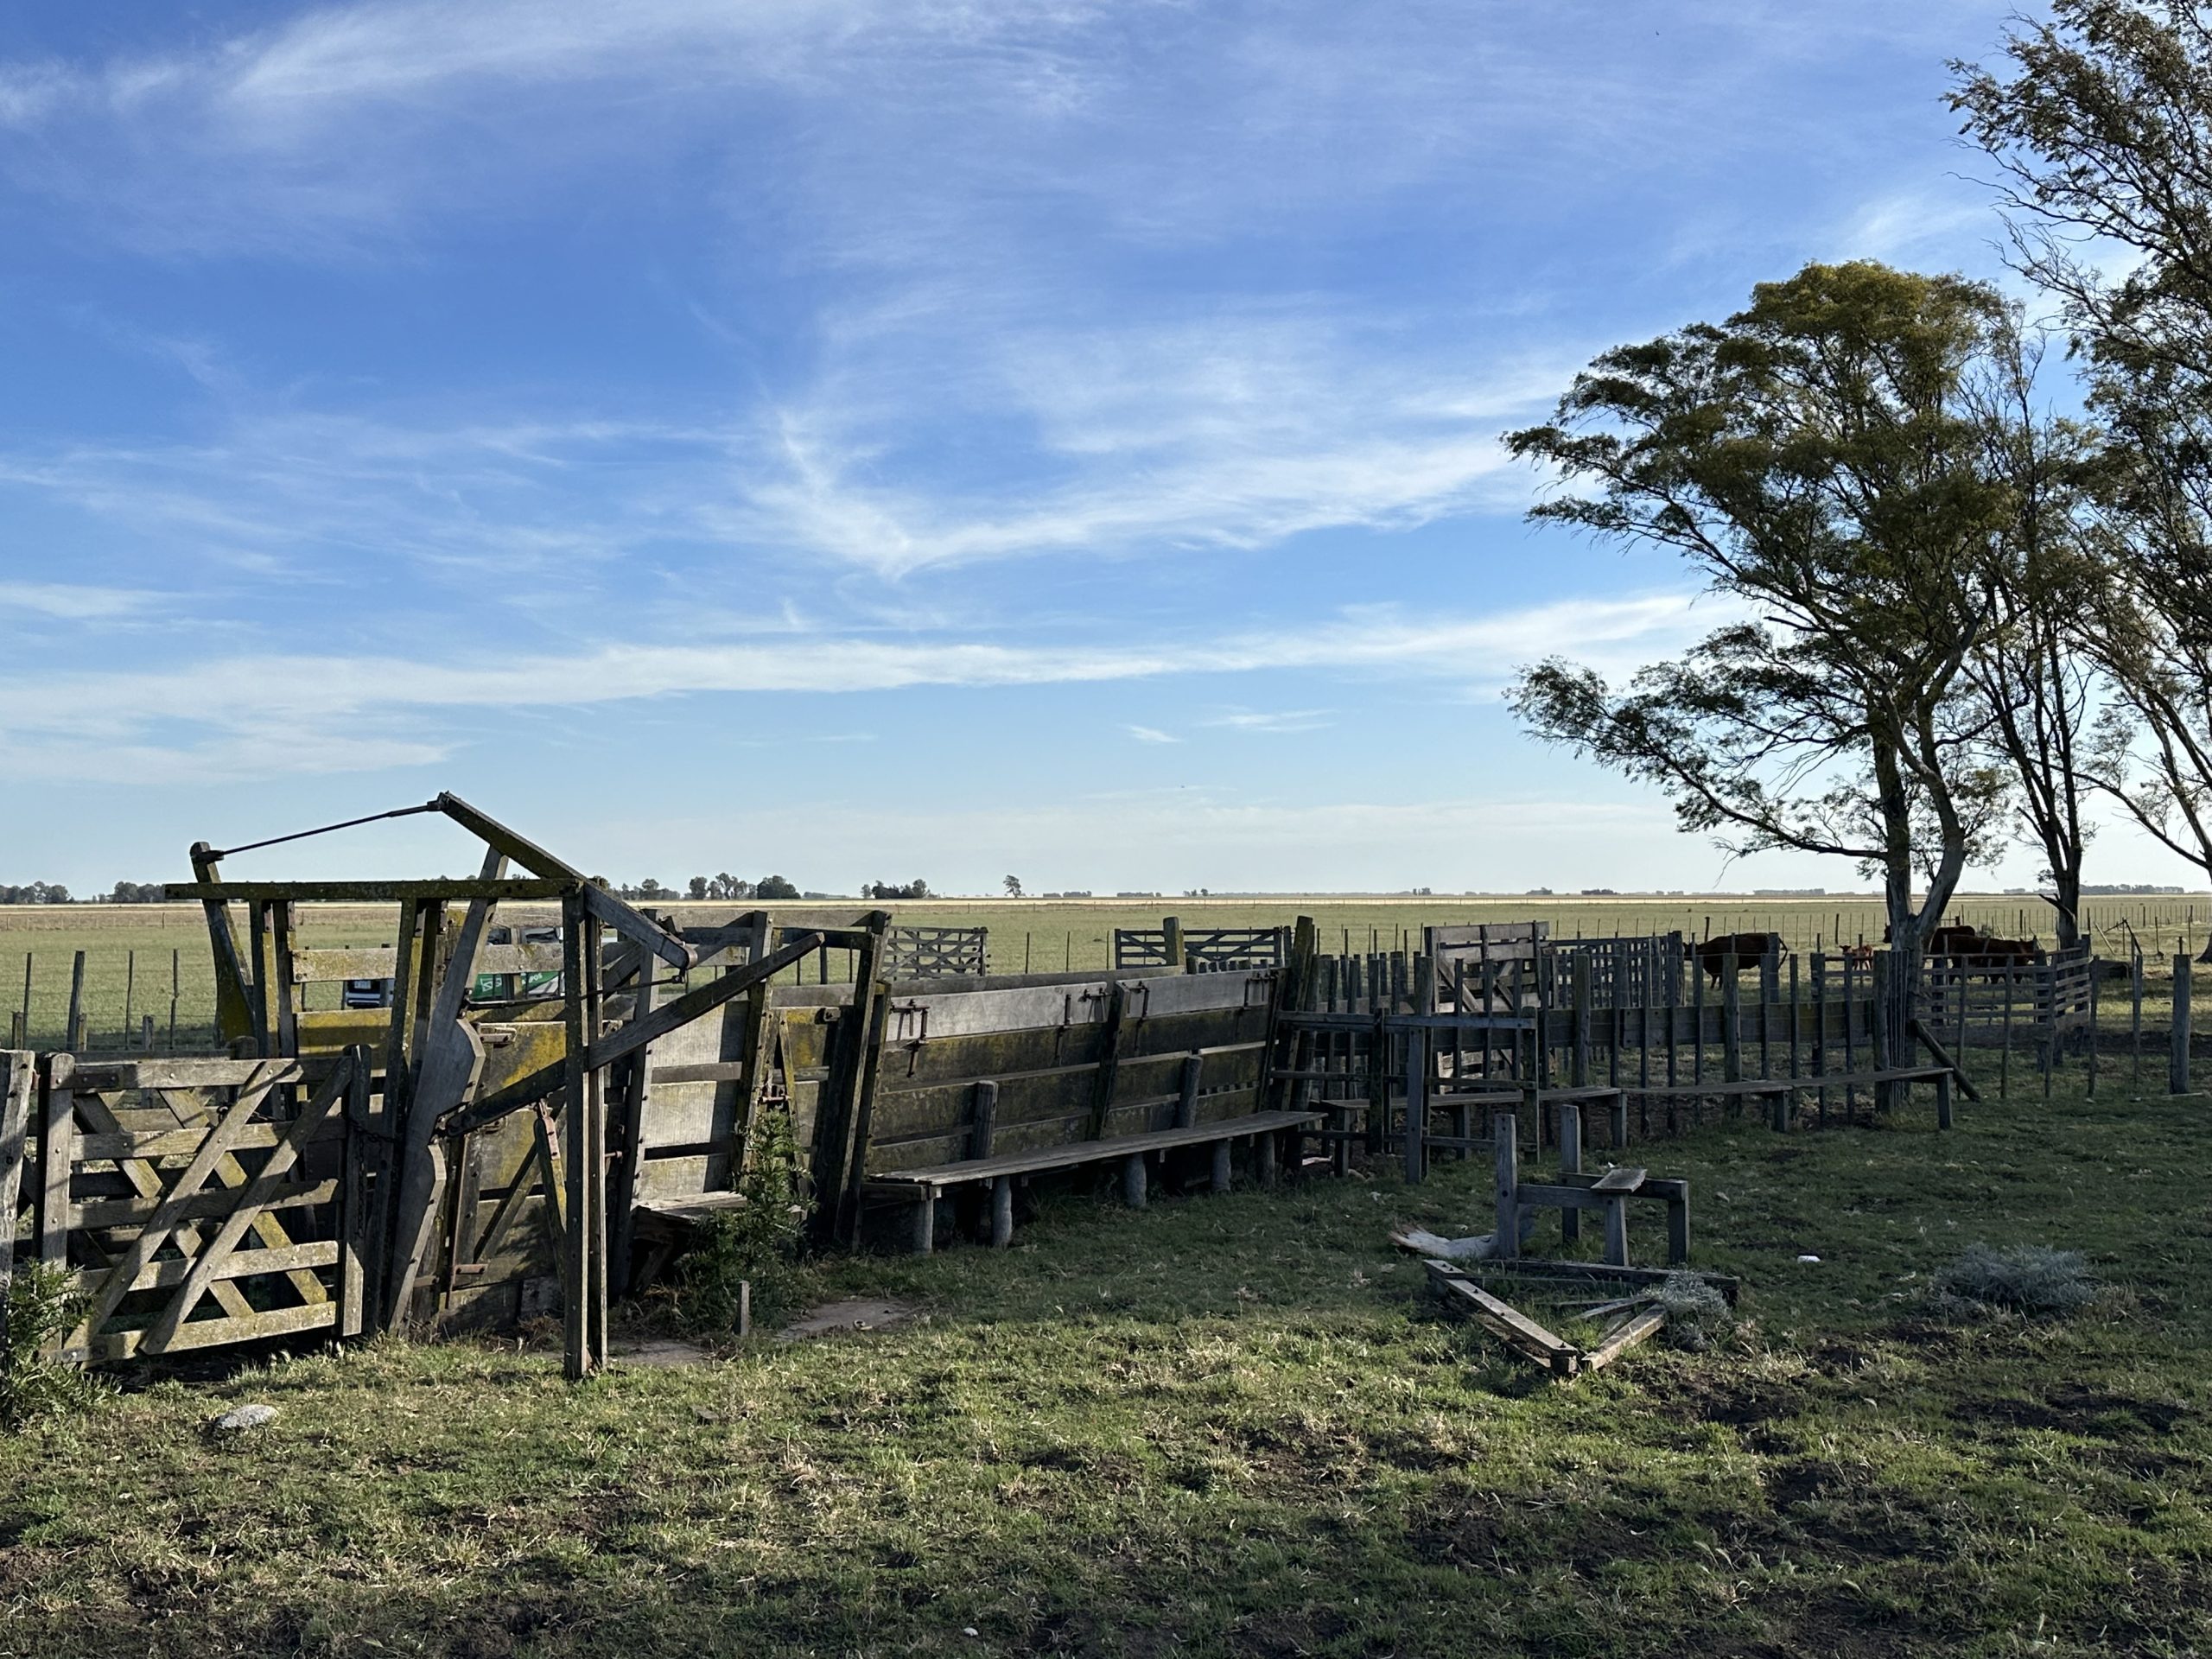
<box><xmin>863</xmin><ymin>1109</ymin><xmax>1324</xmax><ymax>1252</ymax></box>
<box><xmin>1496</xmin><ymin>1108</ymin><xmax>1689</xmax><ymax>1268</ymax></box>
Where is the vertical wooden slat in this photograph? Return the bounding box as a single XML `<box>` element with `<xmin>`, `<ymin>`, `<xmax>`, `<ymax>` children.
<box><xmin>338</xmin><ymin>1047</ymin><xmax>373</xmax><ymax>1337</ymax></box>
<box><xmin>2172</xmin><ymin>952</ymin><xmax>2192</xmax><ymax>1096</ymax></box>
<box><xmin>0</xmin><ymin>1051</ymin><xmax>35</xmax><ymax>1365</ymax></box>
<box><xmin>560</xmin><ymin>887</ymin><xmax>594</xmax><ymax>1380</ymax></box>
<box><xmin>1492</xmin><ymin>1109</ymin><xmax>1519</xmax><ymax>1260</ymax></box>
<box><xmin>1401</xmin><ymin>1017</ymin><xmax>1427</xmax><ymax>1185</ymax></box>
<box><xmin>246</xmin><ymin>905</ymin><xmax>272</xmax><ymax>1056</ymax></box>
<box><xmin>269</xmin><ymin>902</ymin><xmax>298</xmax><ymax>1058</ymax></box>
<box><xmin>65</xmin><ymin>952</ymin><xmax>87</xmax><ymax>1056</ymax></box>
<box><xmin>36</xmin><ymin>1052</ymin><xmax>74</xmax><ymax>1266</ymax></box>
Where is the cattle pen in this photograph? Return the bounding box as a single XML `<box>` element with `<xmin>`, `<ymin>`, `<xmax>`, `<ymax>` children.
<box><xmin>0</xmin><ymin>797</ymin><xmax>2176</xmax><ymax>1387</ymax></box>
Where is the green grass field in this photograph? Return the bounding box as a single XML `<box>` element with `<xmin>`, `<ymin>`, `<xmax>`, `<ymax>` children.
<box><xmin>3</xmin><ymin>1063</ymin><xmax>2207</xmax><ymax>1656</ymax></box>
<box><xmin>7</xmin><ymin>893</ymin><xmax>2210</xmax><ymax>1053</ymax></box>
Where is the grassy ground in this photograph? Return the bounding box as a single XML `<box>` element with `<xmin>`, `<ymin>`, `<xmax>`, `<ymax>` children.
<box><xmin>6</xmin><ymin>894</ymin><xmax>2210</xmax><ymax>1052</ymax></box>
<box><xmin>3</xmin><ymin>1066</ymin><xmax>2207</xmax><ymax>1657</ymax></box>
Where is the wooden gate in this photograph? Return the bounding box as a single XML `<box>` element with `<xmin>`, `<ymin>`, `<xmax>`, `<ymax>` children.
<box><xmin>25</xmin><ymin>1050</ymin><xmax>381</xmax><ymax>1363</ymax></box>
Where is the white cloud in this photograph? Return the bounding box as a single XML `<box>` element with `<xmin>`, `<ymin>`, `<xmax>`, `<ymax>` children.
<box><xmin>1124</xmin><ymin>725</ymin><xmax>1179</xmax><ymax>744</ymax></box>
<box><xmin>0</xmin><ymin>582</ymin><xmax>153</xmax><ymax>620</ymax></box>
<box><xmin>0</xmin><ymin>589</ymin><xmax>1726</xmax><ymax>779</ymax></box>
<box><xmin>1207</xmin><ymin>708</ymin><xmax>1334</xmax><ymax>734</ymax></box>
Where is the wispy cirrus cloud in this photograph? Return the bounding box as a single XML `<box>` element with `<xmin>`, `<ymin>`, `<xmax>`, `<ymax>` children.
<box><xmin>0</xmin><ymin>590</ymin><xmax>1729</xmax><ymax>781</ymax></box>
<box><xmin>0</xmin><ymin>582</ymin><xmax>155</xmax><ymax>620</ymax></box>
<box><xmin>1206</xmin><ymin>708</ymin><xmax>1334</xmax><ymax>734</ymax></box>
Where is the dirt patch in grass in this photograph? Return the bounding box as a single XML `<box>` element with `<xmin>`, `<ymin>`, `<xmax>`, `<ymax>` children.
<box><xmin>1956</xmin><ymin>1385</ymin><xmax>2189</xmax><ymax>1437</ymax></box>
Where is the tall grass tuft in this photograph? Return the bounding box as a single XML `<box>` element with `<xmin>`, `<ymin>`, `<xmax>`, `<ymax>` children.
<box><xmin>2</xmin><ymin>1262</ymin><xmax>103</xmax><ymax>1429</ymax></box>
<box><xmin>1933</xmin><ymin>1243</ymin><xmax>2098</xmax><ymax>1319</ymax></box>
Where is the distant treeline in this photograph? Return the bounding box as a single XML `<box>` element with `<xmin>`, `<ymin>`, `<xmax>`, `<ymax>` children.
<box><xmin>3</xmin><ymin>882</ymin><xmax>167</xmax><ymax>904</ymax></box>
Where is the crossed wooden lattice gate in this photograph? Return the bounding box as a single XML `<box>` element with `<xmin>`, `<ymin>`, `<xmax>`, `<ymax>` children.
<box><xmin>10</xmin><ymin>1050</ymin><xmax>384</xmax><ymax>1363</ymax></box>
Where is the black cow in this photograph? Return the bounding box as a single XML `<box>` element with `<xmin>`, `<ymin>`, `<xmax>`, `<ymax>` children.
<box><xmin>1686</xmin><ymin>931</ymin><xmax>1784</xmax><ymax>987</ymax></box>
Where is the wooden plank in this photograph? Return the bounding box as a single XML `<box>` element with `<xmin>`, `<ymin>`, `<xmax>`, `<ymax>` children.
<box><xmin>85</xmin><ymin>1299</ymin><xmax>338</xmax><ymax>1362</ymax></box>
<box><xmin>166</xmin><ymin>879</ymin><xmax>571</xmax><ymax>901</ymax></box>
<box><xmin>70</xmin><ymin>1057</ymin><xmax>321</xmax><ymax>1091</ymax></box>
<box><xmin>71</xmin><ymin>1239</ymin><xmax>340</xmax><ymax>1295</ymax></box>
<box><xmin>69</xmin><ymin>1179</ymin><xmax>340</xmax><ymax>1232</ymax></box>
<box><xmin>1429</xmin><ymin>1269</ymin><xmax>1580</xmax><ymax>1376</ymax></box>
<box><xmin>1428</xmin><ymin>1255</ymin><xmax>1739</xmax><ymax>1304</ymax></box>
<box><xmin>73</xmin><ymin>1121</ymin><xmax>346</xmax><ymax>1161</ymax></box>
<box><xmin>1580</xmin><ymin>1306</ymin><xmax>1667</xmax><ymax>1372</ymax></box>
<box><xmin>36</xmin><ymin>1052</ymin><xmax>73</xmax><ymax>1266</ymax></box>
<box><xmin>866</xmin><ymin>1110</ymin><xmax>1325</xmax><ymax>1186</ymax></box>
<box><xmin>0</xmin><ymin>1052</ymin><xmax>33</xmax><ymax>1364</ymax></box>
<box><xmin>1592</xmin><ymin>1166</ymin><xmax>1646</xmax><ymax>1193</ymax></box>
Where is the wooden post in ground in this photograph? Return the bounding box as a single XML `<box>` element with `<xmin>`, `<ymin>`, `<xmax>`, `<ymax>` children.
<box><xmin>1779</xmin><ymin>954</ymin><xmax>1800</xmax><ymax>1131</ymax></box>
<box><xmin>1402</xmin><ymin>1015</ymin><xmax>1428</xmax><ymax>1185</ymax></box>
<box><xmin>2132</xmin><ymin>947</ymin><xmax>2144</xmax><ymax>1092</ymax></box>
<box><xmin>1691</xmin><ymin>951</ymin><xmax>1706</xmax><ymax>1096</ymax></box>
<box><xmin>1570</xmin><ymin>951</ymin><xmax>1591</xmax><ymax>1089</ymax></box>
<box><xmin>560</xmin><ymin>887</ymin><xmax>598</xmax><ymax>1380</ymax></box>
<box><xmin>1721</xmin><ymin>953</ymin><xmax>1742</xmax><ymax>1084</ymax></box>
<box><xmin>1121</xmin><ymin>1153</ymin><xmax>1147</xmax><ymax>1208</ymax></box>
<box><xmin>0</xmin><ymin>1051</ymin><xmax>32</xmax><ymax>1369</ymax></box>
<box><xmin>1493</xmin><ymin>1110</ymin><xmax>1519</xmax><ymax>1260</ymax></box>
<box><xmin>2087</xmin><ymin>963</ymin><xmax>2099</xmax><ymax>1100</ymax></box>
<box><xmin>1870</xmin><ymin>951</ymin><xmax>1894</xmax><ymax>1119</ymax></box>
<box><xmin>1842</xmin><ymin>949</ymin><xmax>1859</xmax><ymax>1122</ymax></box>
<box><xmin>2172</xmin><ymin>953</ymin><xmax>2192</xmax><ymax>1096</ymax></box>
<box><xmin>1758</xmin><ymin>950</ymin><xmax>1775</xmax><ymax>1078</ymax></box>
<box><xmin>65</xmin><ymin>952</ymin><xmax>86</xmax><ymax>1058</ymax></box>
<box><xmin>1811</xmin><ymin>950</ymin><xmax>1827</xmax><ymax>1128</ymax></box>
<box><xmin>989</xmin><ymin>1177</ymin><xmax>1014</xmax><ymax>1247</ymax></box>
<box><xmin>1558</xmin><ymin>1099</ymin><xmax>1581</xmax><ymax>1244</ymax></box>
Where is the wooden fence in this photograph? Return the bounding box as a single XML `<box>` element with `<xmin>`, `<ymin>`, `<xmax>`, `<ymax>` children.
<box><xmin>1114</xmin><ymin>919</ymin><xmax>1287</xmax><ymax>971</ymax></box>
<box><xmin>6</xmin><ymin>892</ymin><xmax>2189</xmax><ymax>1382</ymax></box>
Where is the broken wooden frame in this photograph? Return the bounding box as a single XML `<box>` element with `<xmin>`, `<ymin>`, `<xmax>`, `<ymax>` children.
<box><xmin>1425</xmin><ymin>1260</ymin><xmax>1671</xmax><ymax>1381</ymax></box>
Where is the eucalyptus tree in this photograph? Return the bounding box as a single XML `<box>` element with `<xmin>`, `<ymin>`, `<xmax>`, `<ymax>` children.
<box><xmin>1506</xmin><ymin>261</ymin><xmax>2017</xmax><ymax>976</ymax></box>
<box><xmin>1962</xmin><ymin>321</ymin><xmax>2103</xmax><ymax>948</ymax></box>
<box><xmin>1954</xmin><ymin>2</ymin><xmax>2212</xmax><ymax>893</ymax></box>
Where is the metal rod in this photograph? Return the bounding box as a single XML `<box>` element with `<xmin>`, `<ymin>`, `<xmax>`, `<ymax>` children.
<box><xmin>206</xmin><ymin>800</ymin><xmax>442</xmax><ymax>861</ymax></box>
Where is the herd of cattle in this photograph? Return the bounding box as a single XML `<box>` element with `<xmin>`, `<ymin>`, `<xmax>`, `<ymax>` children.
<box><xmin>1687</xmin><ymin>925</ymin><xmax>2047</xmax><ymax>986</ymax></box>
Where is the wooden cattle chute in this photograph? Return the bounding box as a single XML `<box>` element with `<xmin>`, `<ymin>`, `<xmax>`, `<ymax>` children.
<box><xmin>0</xmin><ymin>802</ymin><xmax>1348</xmax><ymax>1382</ymax></box>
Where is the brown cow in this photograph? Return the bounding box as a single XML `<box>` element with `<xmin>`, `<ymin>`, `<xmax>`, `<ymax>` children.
<box><xmin>1685</xmin><ymin>931</ymin><xmax>1784</xmax><ymax>987</ymax></box>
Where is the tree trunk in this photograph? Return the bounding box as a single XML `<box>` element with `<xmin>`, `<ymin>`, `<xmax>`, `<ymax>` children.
<box><xmin>2048</xmin><ymin>860</ymin><xmax>2082</xmax><ymax>950</ymax></box>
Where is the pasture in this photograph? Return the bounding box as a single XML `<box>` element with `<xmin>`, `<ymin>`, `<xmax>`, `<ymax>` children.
<box><xmin>2</xmin><ymin>1061</ymin><xmax>2206</xmax><ymax>1657</ymax></box>
<box><xmin>6</xmin><ymin>892</ymin><xmax>2209</xmax><ymax>1052</ymax></box>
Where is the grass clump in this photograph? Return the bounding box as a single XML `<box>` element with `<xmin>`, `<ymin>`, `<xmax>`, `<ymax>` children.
<box><xmin>2</xmin><ymin>1261</ymin><xmax>104</xmax><ymax>1429</ymax></box>
<box><xmin>1932</xmin><ymin>1242</ymin><xmax>2098</xmax><ymax>1319</ymax></box>
<box><xmin>1654</xmin><ymin>1271</ymin><xmax>1735</xmax><ymax>1351</ymax></box>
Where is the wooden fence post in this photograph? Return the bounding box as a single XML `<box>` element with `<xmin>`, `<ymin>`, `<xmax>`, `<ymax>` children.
<box><xmin>1721</xmin><ymin>953</ymin><xmax>1742</xmax><ymax>1084</ymax></box>
<box><xmin>1870</xmin><ymin>952</ymin><xmax>1893</xmax><ymax>1119</ymax></box>
<box><xmin>1402</xmin><ymin>1017</ymin><xmax>1428</xmax><ymax>1185</ymax></box>
<box><xmin>0</xmin><ymin>1051</ymin><xmax>33</xmax><ymax>1369</ymax></box>
<box><xmin>2172</xmin><ymin>953</ymin><xmax>2192</xmax><ymax>1096</ymax></box>
<box><xmin>1493</xmin><ymin>1109</ymin><xmax>1519</xmax><ymax>1260</ymax></box>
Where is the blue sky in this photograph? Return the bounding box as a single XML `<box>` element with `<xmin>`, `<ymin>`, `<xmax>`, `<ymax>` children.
<box><xmin>0</xmin><ymin>0</ymin><xmax>2196</xmax><ymax>895</ymax></box>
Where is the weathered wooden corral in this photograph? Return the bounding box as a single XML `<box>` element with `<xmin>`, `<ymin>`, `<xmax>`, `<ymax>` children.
<box><xmin>0</xmin><ymin>801</ymin><xmax>1370</xmax><ymax>1381</ymax></box>
<box><xmin>0</xmin><ymin>806</ymin><xmax>2001</xmax><ymax>1386</ymax></box>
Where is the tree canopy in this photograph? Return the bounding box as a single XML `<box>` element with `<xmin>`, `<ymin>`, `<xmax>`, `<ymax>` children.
<box><xmin>1506</xmin><ymin>260</ymin><xmax>2024</xmax><ymax>948</ymax></box>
